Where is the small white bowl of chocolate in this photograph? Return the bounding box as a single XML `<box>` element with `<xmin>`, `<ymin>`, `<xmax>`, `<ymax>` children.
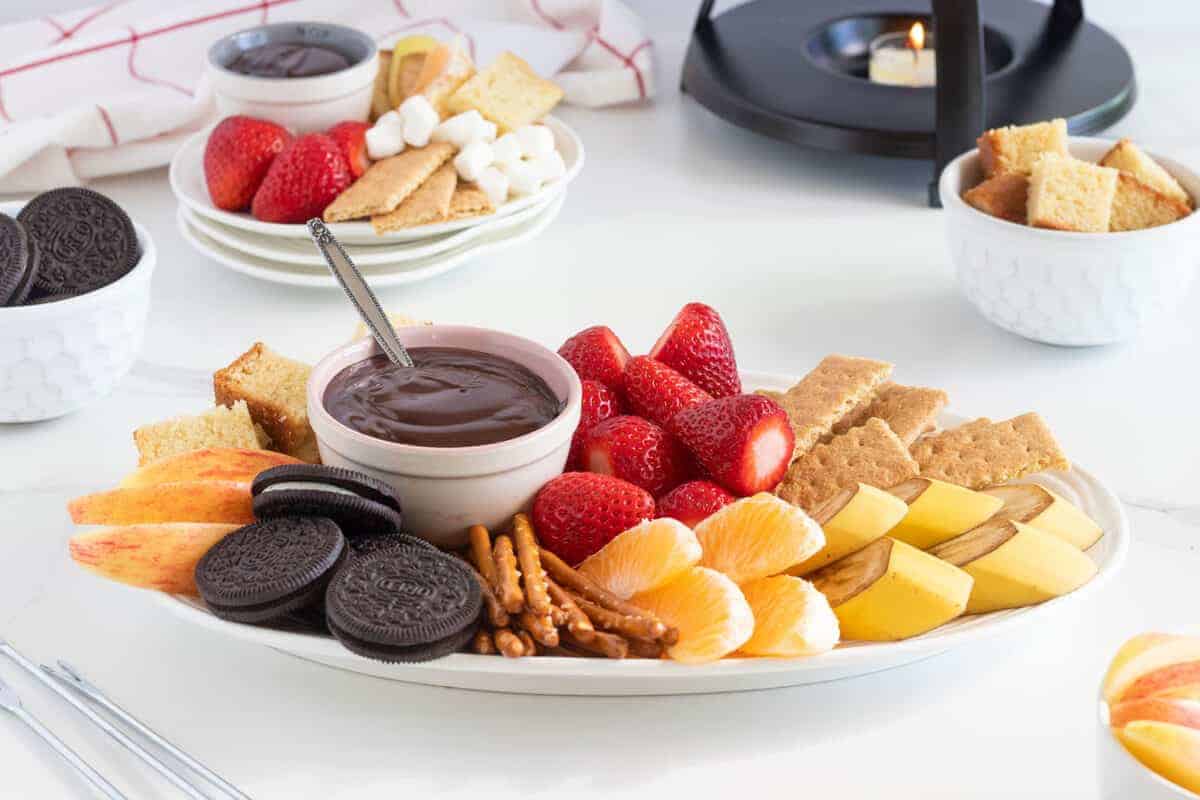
<box><xmin>939</xmin><ymin>119</ymin><xmax>1198</xmax><ymax>346</ymax></box>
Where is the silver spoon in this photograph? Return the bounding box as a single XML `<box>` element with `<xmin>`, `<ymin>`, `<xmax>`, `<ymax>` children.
<box><xmin>306</xmin><ymin>218</ymin><xmax>414</xmax><ymax>368</ymax></box>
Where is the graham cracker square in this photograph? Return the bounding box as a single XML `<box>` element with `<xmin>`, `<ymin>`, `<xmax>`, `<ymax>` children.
<box><xmin>323</xmin><ymin>142</ymin><xmax>454</xmax><ymax>222</ymax></box>
<box><xmin>371</xmin><ymin>162</ymin><xmax>458</xmax><ymax>233</ymax></box>
<box><xmin>910</xmin><ymin>413</ymin><xmax>1070</xmax><ymax>489</ymax></box>
<box><xmin>833</xmin><ymin>382</ymin><xmax>949</xmax><ymax>446</ymax></box>
<box><xmin>776</xmin><ymin>355</ymin><xmax>893</xmax><ymax>457</ymax></box>
<box><xmin>448</xmin><ymin>182</ymin><xmax>495</xmax><ymax>219</ymax></box>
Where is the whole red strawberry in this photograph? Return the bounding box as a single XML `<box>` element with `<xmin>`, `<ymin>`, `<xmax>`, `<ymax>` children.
<box><xmin>649</xmin><ymin>302</ymin><xmax>741</xmax><ymax>397</ymax></box>
<box><xmin>251</xmin><ymin>133</ymin><xmax>353</xmax><ymax>224</ymax></box>
<box><xmin>581</xmin><ymin>415</ymin><xmax>691</xmax><ymax>496</ymax></box>
<box><xmin>327</xmin><ymin>120</ymin><xmax>371</xmax><ymax>177</ymax></box>
<box><xmin>532</xmin><ymin>472</ymin><xmax>655</xmax><ymax>565</ymax></box>
<box><xmin>622</xmin><ymin>356</ymin><xmax>711</xmax><ymax>432</ymax></box>
<box><xmin>671</xmin><ymin>394</ymin><xmax>794</xmax><ymax>496</ymax></box>
<box><xmin>558</xmin><ymin>326</ymin><xmax>630</xmax><ymax>392</ymax></box>
<box><xmin>567</xmin><ymin>380</ymin><xmax>623</xmax><ymax>470</ymax></box>
<box><xmin>203</xmin><ymin>115</ymin><xmax>292</xmax><ymax>211</ymax></box>
<box><xmin>657</xmin><ymin>480</ymin><xmax>736</xmax><ymax>528</ymax></box>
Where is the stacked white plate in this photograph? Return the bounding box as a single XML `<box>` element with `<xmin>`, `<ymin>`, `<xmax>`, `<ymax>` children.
<box><xmin>170</xmin><ymin>116</ymin><xmax>583</xmax><ymax>288</ymax></box>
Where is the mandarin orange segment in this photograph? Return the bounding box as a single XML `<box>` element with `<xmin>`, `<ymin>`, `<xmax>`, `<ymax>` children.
<box><xmin>694</xmin><ymin>493</ymin><xmax>825</xmax><ymax>584</ymax></box>
<box><xmin>738</xmin><ymin>576</ymin><xmax>839</xmax><ymax>657</ymax></box>
<box><xmin>577</xmin><ymin>517</ymin><xmax>702</xmax><ymax>599</ymax></box>
<box><xmin>631</xmin><ymin>567</ymin><xmax>753</xmax><ymax>664</ymax></box>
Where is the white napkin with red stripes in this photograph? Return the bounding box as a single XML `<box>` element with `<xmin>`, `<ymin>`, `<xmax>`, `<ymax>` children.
<box><xmin>0</xmin><ymin>0</ymin><xmax>654</xmax><ymax>192</ymax></box>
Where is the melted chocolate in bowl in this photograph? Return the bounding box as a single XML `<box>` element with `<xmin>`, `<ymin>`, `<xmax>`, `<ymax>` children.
<box><xmin>323</xmin><ymin>348</ymin><xmax>565</xmax><ymax>448</ymax></box>
<box><xmin>227</xmin><ymin>43</ymin><xmax>351</xmax><ymax>78</ymax></box>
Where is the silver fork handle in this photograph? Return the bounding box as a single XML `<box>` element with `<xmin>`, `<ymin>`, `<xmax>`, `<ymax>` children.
<box><xmin>11</xmin><ymin>706</ymin><xmax>127</xmax><ymax>800</ymax></box>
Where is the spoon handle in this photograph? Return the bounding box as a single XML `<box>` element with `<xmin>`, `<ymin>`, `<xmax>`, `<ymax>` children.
<box><xmin>307</xmin><ymin>218</ymin><xmax>414</xmax><ymax>369</ymax></box>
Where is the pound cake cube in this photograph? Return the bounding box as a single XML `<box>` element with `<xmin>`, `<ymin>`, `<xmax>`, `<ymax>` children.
<box><xmin>133</xmin><ymin>401</ymin><xmax>268</xmax><ymax>466</ymax></box>
<box><xmin>978</xmin><ymin>118</ymin><xmax>1068</xmax><ymax>177</ymax></box>
<box><xmin>214</xmin><ymin>343</ymin><xmax>315</xmax><ymax>460</ymax></box>
<box><xmin>1027</xmin><ymin>153</ymin><xmax>1118</xmax><ymax>233</ymax></box>
<box><xmin>445</xmin><ymin>51</ymin><xmax>563</xmax><ymax>132</ymax></box>
<box><xmin>962</xmin><ymin>173</ymin><xmax>1029</xmax><ymax>223</ymax></box>
<box><xmin>1100</xmin><ymin>138</ymin><xmax>1192</xmax><ymax>208</ymax></box>
<box><xmin>1110</xmin><ymin>173</ymin><xmax>1192</xmax><ymax>232</ymax></box>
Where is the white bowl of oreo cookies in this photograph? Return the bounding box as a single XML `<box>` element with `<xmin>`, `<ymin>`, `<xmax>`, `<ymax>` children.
<box><xmin>0</xmin><ymin>190</ymin><xmax>155</xmax><ymax>423</ymax></box>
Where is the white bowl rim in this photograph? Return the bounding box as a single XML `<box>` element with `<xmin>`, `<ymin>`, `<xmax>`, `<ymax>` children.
<box><xmin>307</xmin><ymin>326</ymin><xmax>583</xmax><ymax>459</ymax></box>
<box><xmin>939</xmin><ymin>135</ymin><xmax>1200</xmax><ymax>242</ymax></box>
<box><xmin>0</xmin><ymin>199</ymin><xmax>156</xmax><ymax>321</ymax></box>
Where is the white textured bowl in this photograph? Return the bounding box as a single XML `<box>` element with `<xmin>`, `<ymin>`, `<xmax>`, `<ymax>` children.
<box><xmin>940</xmin><ymin>138</ymin><xmax>1200</xmax><ymax>346</ymax></box>
<box><xmin>1097</xmin><ymin>699</ymin><xmax>1200</xmax><ymax>799</ymax></box>
<box><xmin>0</xmin><ymin>202</ymin><xmax>155</xmax><ymax>423</ymax></box>
<box><xmin>307</xmin><ymin>328</ymin><xmax>582</xmax><ymax>548</ymax></box>
<box><xmin>206</xmin><ymin>23</ymin><xmax>377</xmax><ymax>132</ymax></box>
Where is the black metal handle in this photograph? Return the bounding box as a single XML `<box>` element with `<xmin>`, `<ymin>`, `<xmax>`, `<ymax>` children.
<box><xmin>929</xmin><ymin>0</ymin><xmax>985</xmax><ymax>207</ymax></box>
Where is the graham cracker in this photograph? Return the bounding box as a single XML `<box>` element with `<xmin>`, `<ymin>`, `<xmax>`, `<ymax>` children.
<box><xmin>448</xmin><ymin>182</ymin><xmax>495</xmax><ymax>219</ymax></box>
<box><xmin>323</xmin><ymin>142</ymin><xmax>454</xmax><ymax>222</ymax></box>
<box><xmin>833</xmin><ymin>382</ymin><xmax>949</xmax><ymax>446</ymax></box>
<box><xmin>910</xmin><ymin>413</ymin><xmax>1069</xmax><ymax>490</ymax></box>
<box><xmin>775</xmin><ymin>418</ymin><xmax>919</xmax><ymax>512</ymax></box>
<box><xmin>370</xmin><ymin>162</ymin><xmax>458</xmax><ymax>233</ymax></box>
<box><xmin>777</xmin><ymin>355</ymin><xmax>893</xmax><ymax>457</ymax></box>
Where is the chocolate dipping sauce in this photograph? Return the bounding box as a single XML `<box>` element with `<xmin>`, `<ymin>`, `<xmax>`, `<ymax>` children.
<box><xmin>227</xmin><ymin>43</ymin><xmax>351</xmax><ymax>78</ymax></box>
<box><xmin>324</xmin><ymin>348</ymin><xmax>564</xmax><ymax>448</ymax></box>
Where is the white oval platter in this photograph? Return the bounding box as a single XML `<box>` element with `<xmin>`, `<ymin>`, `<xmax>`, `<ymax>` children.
<box><xmin>154</xmin><ymin>372</ymin><xmax>1128</xmax><ymax>695</ymax></box>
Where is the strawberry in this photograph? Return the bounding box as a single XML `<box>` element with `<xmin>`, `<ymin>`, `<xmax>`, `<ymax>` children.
<box><xmin>657</xmin><ymin>480</ymin><xmax>736</xmax><ymax>528</ymax></box>
<box><xmin>203</xmin><ymin>115</ymin><xmax>292</xmax><ymax>211</ymax></box>
<box><xmin>251</xmin><ymin>133</ymin><xmax>353</xmax><ymax>224</ymax></box>
<box><xmin>622</xmin><ymin>356</ymin><xmax>711</xmax><ymax>432</ymax></box>
<box><xmin>532</xmin><ymin>472</ymin><xmax>656</xmax><ymax>565</ymax></box>
<box><xmin>327</xmin><ymin>120</ymin><xmax>371</xmax><ymax>177</ymax></box>
<box><xmin>557</xmin><ymin>326</ymin><xmax>630</xmax><ymax>392</ymax></box>
<box><xmin>581</xmin><ymin>415</ymin><xmax>691</xmax><ymax>496</ymax></box>
<box><xmin>567</xmin><ymin>380</ymin><xmax>623</xmax><ymax>470</ymax></box>
<box><xmin>649</xmin><ymin>302</ymin><xmax>741</xmax><ymax>397</ymax></box>
<box><xmin>671</xmin><ymin>394</ymin><xmax>795</xmax><ymax>496</ymax></box>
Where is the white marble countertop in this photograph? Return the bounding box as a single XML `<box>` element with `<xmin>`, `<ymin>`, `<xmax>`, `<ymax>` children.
<box><xmin>1</xmin><ymin>2</ymin><xmax>1198</xmax><ymax>798</ymax></box>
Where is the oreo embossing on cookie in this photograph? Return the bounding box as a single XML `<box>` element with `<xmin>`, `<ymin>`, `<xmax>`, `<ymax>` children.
<box><xmin>18</xmin><ymin>187</ymin><xmax>139</xmax><ymax>296</ymax></box>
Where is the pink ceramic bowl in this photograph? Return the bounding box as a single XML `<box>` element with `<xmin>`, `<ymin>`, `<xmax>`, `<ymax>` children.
<box><xmin>307</xmin><ymin>326</ymin><xmax>582</xmax><ymax>548</ymax></box>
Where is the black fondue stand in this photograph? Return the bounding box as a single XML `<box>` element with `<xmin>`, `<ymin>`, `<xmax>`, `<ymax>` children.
<box><xmin>680</xmin><ymin>0</ymin><xmax>1136</xmax><ymax>206</ymax></box>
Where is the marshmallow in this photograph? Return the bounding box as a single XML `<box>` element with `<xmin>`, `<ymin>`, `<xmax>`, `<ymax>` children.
<box><xmin>515</xmin><ymin>125</ymin><xmax>555</xmax><ymax>159</ymax></box>
<box><xmin>491</xmin><ymin>133</ymin><xmax>523</xmax><ymax>169</ymax></box>
<box><xmin>499</xmin><ymin>159</ymin><xmax>542</xmax><ymax>197</ymax></box>
<box><xmin>477</xmin><ymin>166</ymin><xmax>510</xmax><ymax>208</ymax></box>
<box><xmin>454</xmin><ymin>140</ymin><xmax>494</xmax><ymax>182</ymax></box>
<box><xmin>529</xmin><ymin>149</ymin><xmax>567</xmax><ymax>182</ymax></box>
<box><xmin>476</xmin><ymin>119</ymin><xmax>498</xmax><ymax>143</ymax></box>
<box><xmin>432</xmin><ymin>110</ymin><xmax>483</xmax><ymax>149</ymax></box>
<box><xmin>400</xmin><ymin>96</ymin><xmax>440</xmax><ymax>148</ymax></box>
<box><xmin>365</xmin><ymin>112</ymin><xmax>405</xmax><ymax>160</ymax></box>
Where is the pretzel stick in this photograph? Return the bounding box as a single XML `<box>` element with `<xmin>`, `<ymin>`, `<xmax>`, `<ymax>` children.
<box><xmin>512</xmin><ymin>514</ymin><xmax>553</xmax><ymax>616</ymax></box>
<box><xmin>627</xmin><ymin>638</ymin><xmax>665</xmax><ymax>659</ymax></box>
<box><xmin>546</xmin><ymin>578</ymin><xmax>594</xmax><ymax>638</ymax></box>
<box><xmin>468</xmin><ymin>524</ymin><xmax>499</xmax><ymax>588</ymax></box>
<box><xmin>464</xmin><ymin>562</ymin><xmax>510</xmax><ymax>629</ymax></box>
<box><xmin>516</xmin><ymin>629</ymin><xmax>538</xmax><ymax>656</ymax></box>
<box><xmin>492</xmin><ymin>535</ymin><xmax>524</xmax><ymax>614</ymax></box>
<box><xmin>539</xmin><ymin>547</ymin><xmax>668</xmax><ymax>633</ymax></box>
<box><xmin>562</xmin><ymin>629</ymin><xmax>628</xmax><ymax>659</ymax></box>
<box><xmin>570</xmin><ymin>593</ymin><xmax>667</xmax><ymax>644</ymax></box>
<box><xmin>494</xmin><ymin>628</ymin><xmax>525</xmax><ymax>658</ymax></box>
<box><xmin>549</xmin><ymin>604</ymin><xmax>568</xmax><ymax>627</ymax></box>
<box><xmin>517</xmin><ymin>610</ymin><xmax>560</xmax><ymax>648</ymax></box>
<box><xmin>471</xmin><ymin>630</ymin><xmax>496</xmax><ymax>655</ymax></box>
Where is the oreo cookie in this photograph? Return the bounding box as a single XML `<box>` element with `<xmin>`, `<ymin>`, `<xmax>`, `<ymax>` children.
<box><xmin>0</xmin><ymin>214</ymin><xmax>39</xmax><ymax>307</ymax></box>
<box><xmin>348</xmin><ymin>531</ymin><xmax>438</xmax><ymax>558</ymax></box>
<box><xmin>195</xmin><ymin>516</ymin><xmax>347</xmax><ymax>624</ymax></box>
<box><xmin>325</xmin><ymin>547</ymin><xmax>482</xmax><ymax>663</ymax></box>
<box><xmin>252</xmin><ymin>464</ymin><xmax>403</xmax><ymax>539</ymax></box>
<box><xmin>18</xmin><ymin>187</ymin><xmax>139</xmax><ymax>297</ymax></box>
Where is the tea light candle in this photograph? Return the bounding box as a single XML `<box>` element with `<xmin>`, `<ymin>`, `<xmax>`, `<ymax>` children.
<box><xmin>869</xmin><ymin>23</ymin><xmax>936</xmax><ymax>87</ymax></box>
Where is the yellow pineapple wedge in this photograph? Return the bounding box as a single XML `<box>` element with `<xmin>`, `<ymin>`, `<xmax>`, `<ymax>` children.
<box><xmin>808</xmin><ymin>538</ymin><xmax>973</xmax><ymax>641</ymax></box>
<box><xmin>789</xmin><ymin>483</ymin><xmax>908</xmax><ymax>576</ymax></box>
<box><xmin>929</xmin><ymin>519</ymin><xmax>1097</xmax><ymax>613</ymax></box>
<box><xmin>981</xmin><ymin>483</ymin><xmax>1103</xmax><ymax>549</ymax></box>
<box><xmin>886</xmin><ymin>477</ymin><xmax>1004</xmax><ymax>550</ymax></box>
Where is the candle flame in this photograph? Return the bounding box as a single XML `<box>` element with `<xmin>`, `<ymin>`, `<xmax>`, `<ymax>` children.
<box><xmin>908</xmin><ymin>22</ymin><xmax>925</xmax><ymax>51</ymax></box>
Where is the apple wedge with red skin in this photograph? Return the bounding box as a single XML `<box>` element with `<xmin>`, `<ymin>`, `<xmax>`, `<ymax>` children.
<box><xmin>70</xmin><ymin>523</ymin><xmax>241</xmax><ymax>596</ymax></box>
<box><xmin>68</xmin><ymin>481</ymin><xmax>254</xmax><ymax>525</ymax></box>
<box><xmin>120</xmin><ymin>448</ymin><xmax>301</xmax><ymax>488</ymax></box>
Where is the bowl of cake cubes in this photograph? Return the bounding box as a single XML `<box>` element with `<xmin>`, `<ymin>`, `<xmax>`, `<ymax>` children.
<box><xmin>939</xmin><ymin>119</ymin><xmax>1198</xmax><ymax>346</ymax></box>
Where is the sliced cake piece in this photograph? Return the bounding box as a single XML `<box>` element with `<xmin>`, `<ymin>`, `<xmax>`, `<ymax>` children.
<box><xmin>133</xmin><ymin>401</ymin><xmax>268</xmax><ymax>466</ymax></box>
<box><xmin>977</xmin><ymin>118</ymin><xmax>1068</xmax><ymax>177</ymax></box>
<box><xmin>1100</xmin><ymin>138</ymin><xmax>1192</xmax><ymax>208</ymax></box>
<box><xmin>213</xmin><ymin>343</ymin><xmax>315</xmax><ymax>461</ymax></box>
<box><xmin>910</xmin><ymin>413</ymin><xmax>1069</xmax><ymax>490</ymax></box>
<box><xmin>1109</xmin><ymin>173</ymin><xmax>1191</xmax><ymax>232</ymax></box>
<box><xmin>1027</xmin><ymin>153</ymin><xmax>1118</xmax><ymax>233</ymax></box>
<box><xmin>962</xmin><ymin>173</ymin><xmax>1029</xmax><ymax>223</ymax></box>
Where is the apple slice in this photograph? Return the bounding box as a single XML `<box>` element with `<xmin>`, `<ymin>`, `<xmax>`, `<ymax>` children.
<box><xmin>1116</xmin><ymin>721</ymin><xmax>1200</xmax><ymax>795</ymax></box>
<box><xmin>70</xmin><ymin>523</ymin><xmax>240</xmax><ymax>595</ymax></box>
<box><xmin>119</xmin><ymin>448</ymin><xmax>300</xmax><ymax>488</ymax></box>
<box><xmin>68</xmin><ymin>482</ymin><xmax>253</xmax><ymax>525</ymax></box>
<box><xmin>1104</xmin><ymin>633</ymin><xmax>1200</xmax><ymax>704</ymax></box>
<box><xmin>1110</xmin><ymin>697</ymin><xmax>1200</xmax><ymax>730</ymax></box>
